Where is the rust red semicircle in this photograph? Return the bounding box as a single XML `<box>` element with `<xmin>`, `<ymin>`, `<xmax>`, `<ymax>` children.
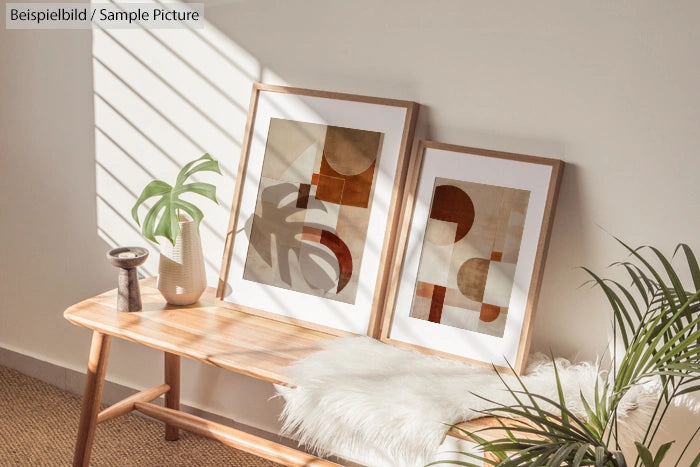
<box><xmin>429</xmin><ymin>184</ymin><xmax>475</xmax><ymax>243</ymax></box>
<box><xmin>319</xmin><ymin>230</ymin><xmax>353</xmax><ymax>293</ymax></box>
<box><xmin>301</xmin><ymin>226</ymin><xmax>353</xmax><ymax>294</ymax></box>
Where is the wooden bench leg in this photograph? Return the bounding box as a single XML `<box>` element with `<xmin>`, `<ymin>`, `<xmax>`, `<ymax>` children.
<box><xmin>73</xmin><ymin>331</ymin><xmax>111</xmax><ymax>467</ymax></box>
<box><xmin>164</xmin><ymin>352</ymin><xmax>180</xmax><ymax>441</ymax></box>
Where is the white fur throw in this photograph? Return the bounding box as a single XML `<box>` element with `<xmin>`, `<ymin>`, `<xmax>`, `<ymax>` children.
<box><xmin>277</xmin><ymin>337</ymin><xmax>655</xmax><ymax>466</ymax></box>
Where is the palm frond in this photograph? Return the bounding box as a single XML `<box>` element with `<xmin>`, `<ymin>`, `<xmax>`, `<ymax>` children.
<box><xmin>431</xmin><ymin>240</ymin><xmax>699</xmax><ymax>467</ymax></box>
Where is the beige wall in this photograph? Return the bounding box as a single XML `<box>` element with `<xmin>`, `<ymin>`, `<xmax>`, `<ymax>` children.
<box><xmin>1</xmin><ymin>0</ymin><xmax>698</xmax><ymax>461</ymax></box>
<box><xmin>0</xmin><ymin>6</ymin><xmax>112</xmax><ymax>361</ymax></box>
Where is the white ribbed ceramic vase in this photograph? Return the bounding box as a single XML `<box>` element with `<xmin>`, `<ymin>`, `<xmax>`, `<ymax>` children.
<box><xmin>157</xmin><ymin>217</ymin><xmax>206</xmax><ymax>306</ymax></box>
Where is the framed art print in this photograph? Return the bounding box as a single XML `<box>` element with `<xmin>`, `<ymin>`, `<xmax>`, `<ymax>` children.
<box><xmin>380</xmin><ymin>141</ymin><xmax>563</xmax><ymax>374</ymax></box>
<box><xmin>217</xmin><ymin>83</ymin><xmax>418</xmax><ymax>336</ymax></box>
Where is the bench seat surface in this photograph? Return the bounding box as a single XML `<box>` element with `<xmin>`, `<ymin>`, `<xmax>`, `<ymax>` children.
<box><xmin>63</xmin><ymin>277</ymin><xmax>336</xmax><ymax>385</ymax></box>
<box><xmin>64</xmin><ymin>277</ymin><xmax>492</xmax><ymax>439</ymax></box>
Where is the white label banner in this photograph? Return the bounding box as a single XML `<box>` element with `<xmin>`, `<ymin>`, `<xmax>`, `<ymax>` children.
<box><xmin>6</xmin><ymin>3</ymin><xmax>204</xmax><ymax>29</ymax></box>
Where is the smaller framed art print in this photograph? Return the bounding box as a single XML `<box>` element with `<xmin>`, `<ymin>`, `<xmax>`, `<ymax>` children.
<box><xmin>217</xmin><ymin>83</ymin><xmax>418</xmax><ymax>336</ymax></box>
<box><xmin>380</xmin><ymin>141</ymin><xmax>563</xmax><ymax>374</ymax></box>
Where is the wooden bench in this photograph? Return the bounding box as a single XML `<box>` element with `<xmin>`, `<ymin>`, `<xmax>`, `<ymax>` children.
<box><xmin>65</xmin><ymin>277</ymin><xmax>493</xmax><ymax>467</ymax></box>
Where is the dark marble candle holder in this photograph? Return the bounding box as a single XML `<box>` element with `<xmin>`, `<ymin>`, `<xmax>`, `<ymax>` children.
<box><xmin>107</xmin><ymin>247</ymin><xmax>149</xmax><ymax>312</ymax></box>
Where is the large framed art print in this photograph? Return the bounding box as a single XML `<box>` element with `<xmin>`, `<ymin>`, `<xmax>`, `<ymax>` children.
<box><xmin>217</xmin><ymin>83</ymin><xmax>418</xmax><ymax>336</ymax></box>
<box><xmin>380</xmin><ymin>141</ymin><xmax>563</xmax><ymax>374</ymax></box>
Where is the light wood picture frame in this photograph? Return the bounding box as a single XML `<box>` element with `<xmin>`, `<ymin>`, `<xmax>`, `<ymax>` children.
<box><xmin>380</xmin><ymin>140</ymin><xmax>563</xmax><ymax>374</ymax></box>
<box><xmin>217</xmin><ymin>83</ymin><xmax>418</xmax><ymax>336</ymax></box>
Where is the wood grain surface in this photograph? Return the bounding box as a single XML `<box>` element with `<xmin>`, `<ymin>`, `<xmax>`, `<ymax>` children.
<box><xmin>64</xmin><ymin>278</ymin><xmax>336</xmax><ymax>385</ymax></box>
<box><xmin>65</xmin><ymin>277</ymin><xmax>506</xmax><ymax>459</ymax></box>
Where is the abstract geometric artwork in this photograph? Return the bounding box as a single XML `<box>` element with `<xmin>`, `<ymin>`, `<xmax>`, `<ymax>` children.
<box><xmin>218</xmin><ymin>83</ymin><xmax>418</xmax><ymax>336</ymax></box>
<box><xmin>242</xmin><ymin>118</ymin><xmax>383</xmax><ymax>304</ymax></box>
<box><xmin>409</xmin><ymin>178</ymin><xmax>531</xmax><ymax>337</ymax></box>
<box><xmin>381</xmin><ymin>140</ymin><xmax>563</xmax><ymax>373</ymax></box>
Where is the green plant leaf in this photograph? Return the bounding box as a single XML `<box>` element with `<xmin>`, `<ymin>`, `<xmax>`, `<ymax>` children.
<box><xmin>154</xmin><ymin>198</ymin><xmax>178</xmax><ymax>245</ymax></box>
<box><xmin>677</xmin><ymin>378</ymin><xmax>700</xmax><ymax>396</ymax></box>
<box><xmin>131</xmin><ymin>180</ymin><xmax>171</xmax><ymax>225</ymax></box>
<box><xmin>140</xmin><ymin>197</ymin><xmax>168</xmax><ymax>242</ymax></box>
<box><xmin>579</xmin><ymin>390</ymin><xmax>603</xmax><ymax>437</ymax></box>
<box><xmin>425</xmin><ymin>458</ymin><xmax>484</xmax><ymax>467</ymax></box>
<box><xmin>652</xmin><ymin>441</ymin><xmax>673</xmax><ymax>467</ymax></box>
<box><xmin>595</xmin><ymin>445</ymin><xmax>606</xmax><ymax>466</ymax></box>
<box><xmin>675</xmin><ymin>244</ymin><xmax>700</xmax><ymax>291</ymax></box>
<box><xmin>175</xmin><ymin>153</ymin><xmax>220</xmax><ymax>186</ymax></box>
<box><xmin>649</xmin><ymin>246</ymin><xmax>688</xmax><ymax>306</ymax></box>
<box><xmin>611</xmin><ymin>450</ymin><xmax>627</xmax><ymax>467</ymax></box>
<box><xmin>431</xmin><ymin>239</ymin><xmax>699</xmax><ymax>467</ymax></box>
<box><xmin>131</xmin><ymin>154</ymin><xmax>220</xmax><ymax>245</ymax></box>
<box><xmin>635</xmin><ymin>442</ymin><xmax>654</xmax><ymax>466</ymax></box>
<box><xmin>177</xmin><ymin>154</ymin><xmax>220</xmax><ymax>190</ymax></box>
<box><xmin>620</xmin><ymin>262</ymin><xmax>653</xmax><ymax>310</ymax></box>
<box><xmin>573</xmin><ymin>444</ymin><xmax>589</xmax><ymax>466</ymax></box>
<box><xmin>177</xmin><ymin>182</ymin><xmax>218</xmax><ymax>203</ymax></box>
<box><xmin>173</xmin><ymin>199</ymin><xmax>204</xmax><ymax>229</ymax></box>
<box><xmin>546</xmin><ymin>443</ymin><xmax>578</xmax><ymax>466</ymax></box>
<box><xmin>581</xmin><ymin>267</ymin><xmax>633</xmax><ymax>348</ymax></box>
<box><xmin>615</xmin><ymin>238</ymin><xmax>679</xmax><ymax>318</ymax></box>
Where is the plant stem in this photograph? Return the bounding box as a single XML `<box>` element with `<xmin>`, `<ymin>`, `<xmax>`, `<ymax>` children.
<box><xmin>613</xmin><ymin>314</ymin><xmax>619</xmax><ymax>451</ymax></box>
<box><xmin>674</xmin><ymin>426</ymin><xmax>700</xmax><ymax>467</ymax></box>
<box><xmin>645</xmin><ymin>379</ymin><xmax>680</xmax><ymax>446</ymax></box>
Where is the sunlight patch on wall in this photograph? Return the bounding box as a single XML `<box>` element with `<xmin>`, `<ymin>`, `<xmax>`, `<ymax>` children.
<box><xmin>93</xmin><ymin>0</ymin><xmax>273</xmax><ymax>283</ymax></box>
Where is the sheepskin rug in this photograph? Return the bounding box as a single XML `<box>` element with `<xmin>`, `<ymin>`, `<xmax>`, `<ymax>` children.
<box><xmin>277</xmin><ymin>337</ymin><xmax>656</xmax><ymax>466</ymax></box>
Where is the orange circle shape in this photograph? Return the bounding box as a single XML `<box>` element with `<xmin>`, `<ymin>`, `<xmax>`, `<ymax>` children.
<box><xmin>323</xmin><ymin>126</ymin><xmax>381</xmax><ymax>175</ymax></box>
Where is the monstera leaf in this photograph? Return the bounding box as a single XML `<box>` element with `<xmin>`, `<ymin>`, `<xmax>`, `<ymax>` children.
<box><xmin>131</xmin><ymin>154</ymin><xmax>221</xmax><ymax>245</ymax></box>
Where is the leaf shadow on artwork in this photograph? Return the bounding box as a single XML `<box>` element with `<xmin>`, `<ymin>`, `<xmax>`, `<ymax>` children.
<box><xmin>243</xmin><ymin>182</ymin><xmax>341</xmax><ymax>291</ymax></box>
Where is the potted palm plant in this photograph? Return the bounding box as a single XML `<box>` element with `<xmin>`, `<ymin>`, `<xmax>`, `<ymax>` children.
<box><xmin>436</xmin><ymin>240</ymin><xmax>700</xmax><ymax>467</ymax></box>
<box><xmin>131</xmin><ymin>154</ymin><xmax>221</xmax><ymax>305</ymax></box>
